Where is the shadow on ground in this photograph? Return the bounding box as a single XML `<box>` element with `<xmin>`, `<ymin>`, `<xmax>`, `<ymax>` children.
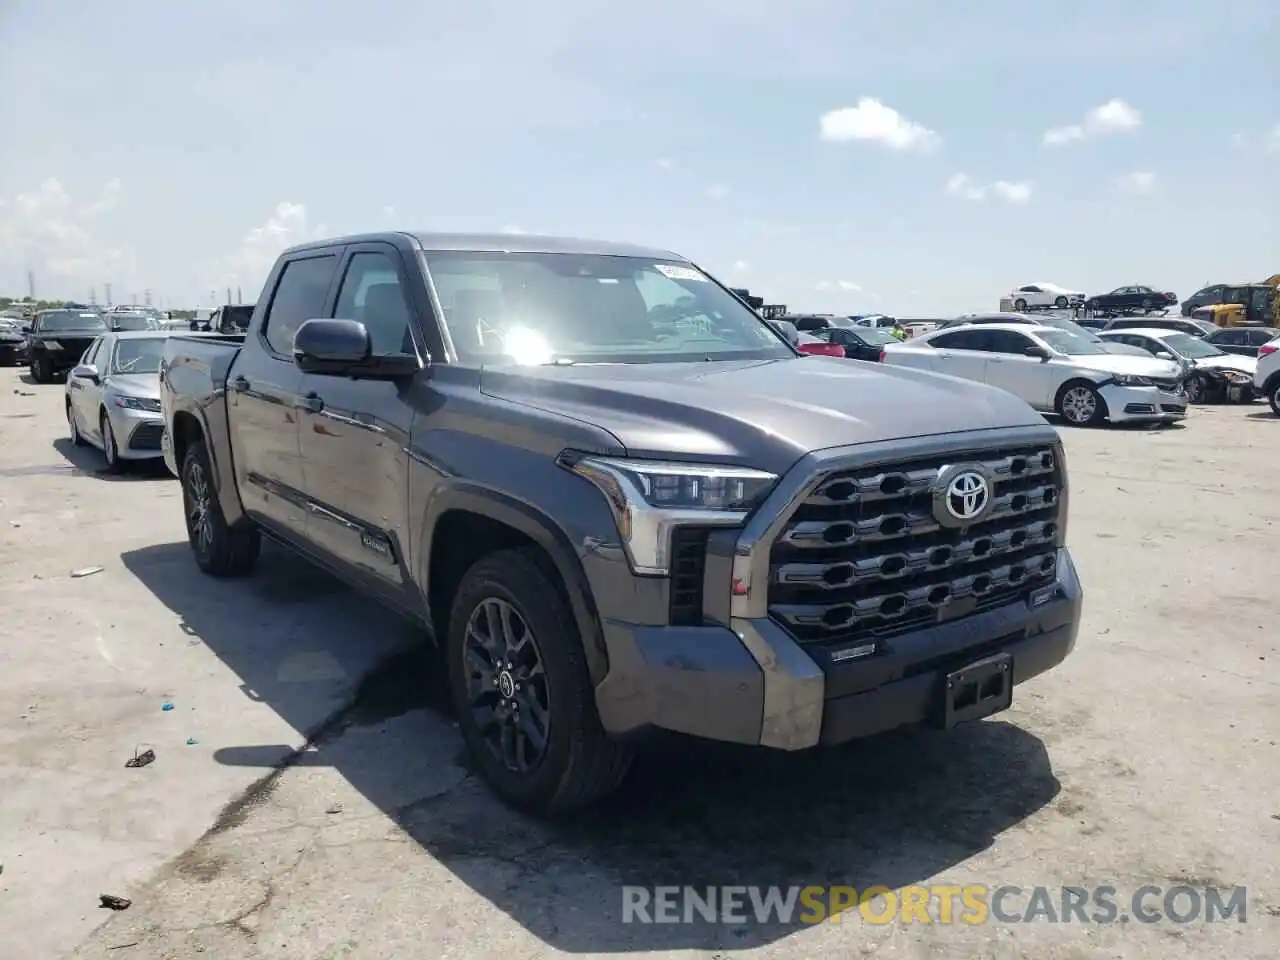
<box><xmin>122</xmin><ymin>540</ymin><xmax>1061</xmax><ymax>953</ymax></box>
<box><xmin>48</xmin><ymin>437</ymin><xmax>172</xmax><ymax>481</ymax></box>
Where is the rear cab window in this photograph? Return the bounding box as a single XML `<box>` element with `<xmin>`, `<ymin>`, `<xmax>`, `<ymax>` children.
<box><xmin>261</xmin><ymin>255</ymin><xmax>340</xmax><ymax>356</ymax></box>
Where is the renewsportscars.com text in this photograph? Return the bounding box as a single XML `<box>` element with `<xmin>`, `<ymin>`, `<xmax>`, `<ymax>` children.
<box><xmin>621</xmin><ymin>884</ymin><xmax>1248</xmax><ymax>925</ymax></box>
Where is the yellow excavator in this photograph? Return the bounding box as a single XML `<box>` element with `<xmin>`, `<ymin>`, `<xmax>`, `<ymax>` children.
<box><xmin>1188</xmin><ymin>275</ymin><xmax>1278</xmax><ymax>328</ymax></box>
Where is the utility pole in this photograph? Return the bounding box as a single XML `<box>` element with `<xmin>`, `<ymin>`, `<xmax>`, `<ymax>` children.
<box><xmin>90</xmin><ymin>287</ymin><xmax>98</xmax><ymax>305</ymax></box>
<box><xmin>144</xmin><ymin>289</ymin><xmax>153</xmax><ymax>307</ymax></box>
<box><xmin>225</xmin><ymin>287</ymin><xmax>232</xmax><ymax>304</ymax></box>
<box><xmin>237</xmin><ymin>286</ymin><xmax>243</xmax><ymax>304</ymax></box>
<box><xmin>27</xmin><ymin>270</ymin><xmax>35</xmax><ymax>301</ymax></box>
<box><xmin>104</xmin><ymin>283</ymin><xmax>112</xmax><ymax>305</ymax></box>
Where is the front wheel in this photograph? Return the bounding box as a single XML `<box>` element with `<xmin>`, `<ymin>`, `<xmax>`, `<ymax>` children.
<box><xmin>1013</xmin><ymin>298</ymin><xmax>1028</xmax><ymax>311</ymax></box>
<box><xmin>30</xmin><ymin>358</ymin><xmax>50</xmax><ymax>383</ymax></box>
<box><xmin>180</xmin><ymin>438</ymin><xmax>261</xmax><ymax>576</ymax></box>
<box><xmin>1053</xmin><ymin>296</ymin><xmax>1068</xmax><ymax>308</ymax></box>
<box><xmin>1056</xmin><ymin>380</ymin><xmax>1107</xmax><ymax>426</ymax></box>
<box><xmin>67</xmin><ymin>402</ymin><xmax>86</xmax><ymax>446</ymax></box>
<box><xmin>1269</xmin><ymin>379</ymin><xmax>1280</xmax><ymax>417</ymax></box>
<box><xmin>447</xmin><ymin>547</ymin><xmax>632</xmax><ymax>814</ymax></box>
<box><xmin>100</xmin><ymin>411</ymin><xmax>121</xmax><ymax>471</ymax></box>
<box><xmin>1185</xmin><ymin>374</ymin><xmax>1208</xmax><ymax>405</ymax></box>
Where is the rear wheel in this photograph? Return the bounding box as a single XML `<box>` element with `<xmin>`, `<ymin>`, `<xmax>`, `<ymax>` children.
<box><xmin>447</xmin><ymin>547</ymin><xmax>632</xmax><ymax>814</ymax></box>
<box><xmin>1013</xmin><ymin>298</ymin><xmax>1028</xmax><ymax>311</ymax></box>
<box><xmin>181</xmin><ymin>438</ymin><xmax>261</xmax><ymax>576</ymax></box>
<box><xmin>1269</xmin><ymin>378</ymin><xmax>1280</xmax><ymax>417</ymax></box>
<box><xmin>67</xmin><ymin>401</ymin><xmax>86</xmax><ymax>446</ymax></box>
<box><xmin>1053</xmin><ymin>296</ymin><xmax>1068</xmax><ymax>308</ymax></box>
<box><xmin>1056</xmin><ymin>380</ymin><xmax>1107</xmax><ymax>426</ymax></box>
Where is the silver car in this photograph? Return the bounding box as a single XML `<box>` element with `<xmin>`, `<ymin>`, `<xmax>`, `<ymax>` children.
<box><xmin>64</xmin><ymin>331</ymin><xmax>169</xmax><ymax>470</ymax></box>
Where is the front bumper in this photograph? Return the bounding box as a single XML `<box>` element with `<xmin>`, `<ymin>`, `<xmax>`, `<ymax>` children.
<box><xmin>0</xmin><ymin>340</ymin><xmax>26</xmax><ymax>363</ymax></box>
<box><xmin>108</xmin><ymin>406</ymin><xmax>166</xmax><ymax>460</ymax></box>
<box><xmin>1100</xmin><ymin>383</ymin><xmax>1188</xmax><ymax>422</ymax></box>
<box><xmin>594</xmin><ymin>548</ymin><xmax>1081</xmax><ymax>749</ymax></box>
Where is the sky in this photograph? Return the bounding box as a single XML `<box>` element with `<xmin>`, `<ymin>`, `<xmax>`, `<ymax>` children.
<box><xmin>0</xmin><ymin>0</ymin><xmax>1276</xmax><ymax>315</ymax></box>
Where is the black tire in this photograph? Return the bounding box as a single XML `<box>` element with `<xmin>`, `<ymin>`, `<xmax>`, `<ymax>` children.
<box><xmin>100</xmin><ymin>410</ymin><xmax>122</xmax><ymax>472</ymax></box>
<box><xmin>30</xmin><ymin>358</ymin><xmax>50</xmax><ymax>383</ymax></box>
<box><xmin>1055</xmin><ymin>379</ymin><xmax>1108</xmax><ymax>426</ymax></box>
<box><xmin>446</xmin><ymin>547</ymin><xmax>633</xmax><ymax>814</ymax></box>
<box><xmin>1268</xmin><ymin>376</ymin><xmax>1280</xmax><ymax>417</ymax></box>
<box><xmin>1013</xmin><ymin>298</ymin><xmax>1028</xmax><ymax>311</ymax></box>
<box><xmin>1053</xmin><ymin>296</ymin><xmax>1068</xmax><ymax>308</ymax></box>
<box><xmin>67</xmin><ymin>401</ymin><xmax>86</xmax><ymax>446</ymax></box>
<box><xmin>1185</xmin><ymin>374</ymin><xmax>1209</xmax><ymax>405</ymax></box>
<box><xmin>1141</xmin><ymin>298</ymin><xmax>1153</xmax><ymax>313</ymax></box>
<box><xmin>180</xmin><ymin>438</ymin><xmax>261</xmax><ymax>576</ymax></box>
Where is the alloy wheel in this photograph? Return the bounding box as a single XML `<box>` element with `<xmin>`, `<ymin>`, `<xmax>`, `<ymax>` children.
<box><xmin>185</xmin><ymin>460</ymin><xmax>214</xmax><ymax>557</ymax></box>
<box><xmin>1062</xmin><ymin>386</ymin><xmax>1097</xmax><ymax>424</ymax></box>
<box><xmin>462</xmin><ymin>597</ymin><xmax>551</xmax><ymax>774</ymax></box>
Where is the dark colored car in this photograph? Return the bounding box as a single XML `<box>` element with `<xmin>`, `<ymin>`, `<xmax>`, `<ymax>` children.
<box><xmin>817</xmin><ymin>325</ymin><xmax>897</xmax><ymax>361</ymax></box>
<box><xmin>160</xmin><ymin>231</ymin><xmax>1082</xmax><ymax>814</ymax></box>
<box><xmin>27</xmin><ymin>310</ymin><xmax>108</xmax><ymax>382</ymax></box>
<box><xmin>1203</xmin><ymin>326</ymin><xmax>1280</xmax><ymax>358</ymax></box>
<box><xmin>1085</xmin><ymin>286</ymin><xmax>1177</xmax><ymax>317</ymax></box>
<box><xmin>0</xmin><ymin>319</ymin><xmax>29</xmax><ymax>365</ymax></box>
<box><xmin>1181</xmin><ymin>284</ymin><xmax>1229</xmax><ymax>317</ymax></box>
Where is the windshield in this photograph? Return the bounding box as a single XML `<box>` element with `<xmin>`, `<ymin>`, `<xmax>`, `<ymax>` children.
<box><xmin>110</xmin><ymin>314</ymin><xmax>158</xmax><ymax>331</ymax></box>
<box><xmin>422</xmin><ymin>251</ymin><xmax>792</xmax><ymax>364</ymax></box>
<box><xmin>35</xmin><ymin>311</ymin><xmax>107</xmax><ymax>333</ymax></box>
<box><xmin>1037</xmin><ymin>330</ymin><xmax>1109</xmax><ymax>356</ymax></box>
<box><xmin>1162</xmin><ymin>333</ymin><xmax>1223</xmax><ymax>359</ymax></box>
<box><xmin>1036</xmin><ymin>316</ymin><xmax>1102</xmax><ymax>341</ymax></box>
<box><xmin>858</xmin><ymin>328</ymin><xmax>898</xmax><ymax>345</ymax></box>
<box><xmin>110</xmin><ymin>336</ymin><xmax>166</xmax><ymax>374</ymax></box>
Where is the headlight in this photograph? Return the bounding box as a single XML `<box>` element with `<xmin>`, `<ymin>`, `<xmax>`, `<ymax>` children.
<box><xmin>113</xmin><ymin>395</ymin><xmax>162</xmax><ymax>412</ymax></box>
<box><xmin>1111</xmin><ymin>375</ymin><xmax>1152</xmax><ymax>386</ymax></box>
<box><xmin>559</xmin><ymin>454</ymin><xmax>778</xmax><ymax>575</ymax></box>
<box><xmin>1221</xmin><ymin>370</ymin><xmax>1251</xmax><ymax>383</ymax></box>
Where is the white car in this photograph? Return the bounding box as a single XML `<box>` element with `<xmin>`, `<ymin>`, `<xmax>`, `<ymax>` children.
<box><xmin>1008</xmin><ymin>283</ymin><xmax>1086</xmax><ymax>311</ymax></box>
<box><xmin>1253</xmin><ymin>334</ymin><xmax>1280</xmax><ymax>415</ymax></box>
<box><xmin>1097</xmin><ymin>328</ymin><xmax>1256</xmax><ymax>405</ymax></box>
<box><xmin>882</xmin><ymin>322</ymin><xmax>1187</xmax><ymax>427</ymax></box>
<box><xmin>64</xmin><ymin>331</ymin><xmax>169</xmax><ymax>470</ymax></box>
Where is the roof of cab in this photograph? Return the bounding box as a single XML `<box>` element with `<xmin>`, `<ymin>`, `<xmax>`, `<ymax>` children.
<box><xmin>283</xmin><ymin>231</ymin><xmax>683</xmax><ymax>261</ymax></box>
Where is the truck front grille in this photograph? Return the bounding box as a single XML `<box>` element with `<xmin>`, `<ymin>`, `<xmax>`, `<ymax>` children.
<box><xmin>767</xmin><ymin>444</ymin><xmax>1063</xmax><ymax>646</ymax></box>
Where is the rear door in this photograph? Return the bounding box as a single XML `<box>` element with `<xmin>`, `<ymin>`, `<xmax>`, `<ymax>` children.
<box><xmin>926</xmin><ymin>329</ymin><xmax>990</xmax><ymax>381</ymax></box>
<box><xmin>1209</xmin><ymin>328</ymin><xmax>1248</xmax><ymax>356</ymax></box>
<box><xmin>227</xmin><ymin>252</ymin><xmax>341</xmax><ymax>536</ymax></box>
<box><xmin>295</xmin><ymin>242</ymin><xmax>424</xmax><ymax>600</ymax></box>
<box><xmin>68</xmin><ymin>336</ymin><xmax>106</xmax><ymax>433</ymax></box>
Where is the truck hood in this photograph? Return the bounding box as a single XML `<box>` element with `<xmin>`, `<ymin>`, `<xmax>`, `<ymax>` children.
<box><xmin>479</xmin><ymin>357</ymin><xmax>1049</xmax><ymax>476</ymax></box>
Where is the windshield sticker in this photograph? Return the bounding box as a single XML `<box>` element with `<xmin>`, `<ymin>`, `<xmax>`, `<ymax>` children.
<box><xmin>655</xmin><ymin>264</ymin><xmax>708</xmax><ymax>283</ymax></box>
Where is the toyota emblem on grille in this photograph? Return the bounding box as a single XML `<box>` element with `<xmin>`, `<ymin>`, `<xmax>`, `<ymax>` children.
<box><xmin>933</xmin><ymin>464</ymin><xmax>992</xmax><ymax>527</ymax></box>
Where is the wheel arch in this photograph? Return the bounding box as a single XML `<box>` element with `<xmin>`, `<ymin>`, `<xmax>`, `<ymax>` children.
<box><xmin>420</xmin><ymin>486</ymin><xmax>609</xmax><ymax>686</ymax></box>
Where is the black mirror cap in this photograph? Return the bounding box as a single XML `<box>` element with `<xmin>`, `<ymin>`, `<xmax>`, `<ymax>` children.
<box><xmin>293</xmin><ymin>318</ymin><xmax>421</xmax><ymax>379</ymax></box>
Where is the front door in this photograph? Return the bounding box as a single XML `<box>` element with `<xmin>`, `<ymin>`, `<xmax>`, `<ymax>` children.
<box><xmin>981</xmin><ymin>330</ymin><xmax>1056</xmax><ymax>409</ymax></box>
<box><xmin>226</xmin><ymin>252</ymin><xmax>341</xmax><ymax>536</ymax></box>
<box><xmin>296</xmin><ymin>243</ymin><xmax>423</xmax><ymax>601</ymax></box>
<box><xmin>68</xmin><ymin>337</ymin><xmax>106</xmax><ymax>439</ymax></box>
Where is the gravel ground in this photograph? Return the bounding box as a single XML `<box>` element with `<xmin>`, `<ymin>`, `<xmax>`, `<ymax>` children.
<box><xmin>0</xmin><ymin>365</ymin><xmax>1276</xmax><ymax>960</ymax></box>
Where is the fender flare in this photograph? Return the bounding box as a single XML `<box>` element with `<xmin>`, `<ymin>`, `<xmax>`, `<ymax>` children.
<box><xmin>418</xmin><ymin>483</ymin><xmax>610</xmax><ymax>686</ymax></box>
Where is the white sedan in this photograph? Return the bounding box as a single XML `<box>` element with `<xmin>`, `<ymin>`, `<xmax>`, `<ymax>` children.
<box><xmin>1008</xmin><ymin>283</ymin><xmax>1086</xmax><ymax>311</ymax></box>
<box><xmin>64</xmin><ymin>331</ymin><xmax>169</xmax><ymax>470</ymax></box>
<box><xmin>1097</xmin><ymin>327</ymin><xmax>1256</xmax><ymax>404</ymax></box>
<box><xmin>882</xmin><ymin>322</ymin><xmax>1188</xmax><ymax>427</ymax></box>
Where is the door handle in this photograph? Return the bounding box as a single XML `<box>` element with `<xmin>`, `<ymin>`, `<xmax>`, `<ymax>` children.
<box><xmin>298</xmin><ymin>392</ymin><xmax>324</xmax><ymax>413</ymax></box>
<box><xmin>231</xmin><ymin>375</ymin><xmax>250</xmax><ymax>392</ymax></box>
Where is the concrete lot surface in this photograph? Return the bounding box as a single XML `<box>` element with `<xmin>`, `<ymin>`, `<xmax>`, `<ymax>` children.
<box><xmin>0</xmin><ymin>365</ymin><xmax>1275</xmax><ymax>960</ymax></box>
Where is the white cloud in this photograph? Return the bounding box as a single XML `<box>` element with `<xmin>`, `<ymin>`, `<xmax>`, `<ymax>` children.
<box><xmin>945</xmin><ymin>173</ymin><xmax>987</xmax><ymax>201</ymax></box>
<box><xmin>731</xmin><ymin>260</ymin><xmax>749</xmax><ymax>272</ymax></box>
<box><xmin>818</xmin><ymin>97</ymin><xmax>940</xmax><ymax>152</ymax></box>
<box><xmin>1044</xmin><ymin>99</ymin><xmax>1141</xmax><ymax>145</ymax></box>
<box><xmin>656</xmin><ymin>158</ymin><xmax>676</xmax><ymax>171</ymax></box>
<box><xmin>991</xmin><ymin>180</ymin><xmax>1032</xmax><ymax>204</ymax></box>
<box><xmin>815</xmin><ymin>279</ymin><xmax>862</xmax><ymax>293</ymax></box>
<box><xmin>1116</xmin><ymin>171</ymin><xmax>1157</xmax><ymax>194</ymax></box>
<box><xmin>706</xmin><ymin>183</ymin><xmax>731</xmax><ymax>201</ymax></box>
<box><xmin>0</xmin><ymin>178</ymin><xmax>132</xmax><ymax>294</ymax></box>
<box><xmin>945</xmin><ymin>174</ymin><xmax>1031</xmax><ymax>203</ymax></box>
<box><xmin>206</xmin><ymin>202</ymin><xmax>324</xmax><ymax>299</ymax></box>
<box><xmin>1267</xmin><ymin>125</ymin><xmax>1280</xmax><ymax>153</ymax></box>
<box><xmin>500</xmin><ymin>224</ymin><xmax>526</xmax><ymax>234</ymax></box>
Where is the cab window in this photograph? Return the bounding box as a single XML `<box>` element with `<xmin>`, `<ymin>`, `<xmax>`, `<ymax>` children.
<box><xmin>333</xmin><ymin>251</ymin><xmax>415</xmax><ymax>355</ymax></box>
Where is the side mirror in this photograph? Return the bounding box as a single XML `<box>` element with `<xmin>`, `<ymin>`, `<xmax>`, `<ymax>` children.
<box><xmin>1024</xmin><ymin>345</ymin><xmax>1051</xmax><ymax>360</ymax></box>
<box><xmin>293</xmin><ymin>318</ymin><xmax>420</xmax><ymax>379</ymax></box>
<box><xmin>1154</xmin><ymin>351</ymin><xmax>1173</xmax><ymax>360</ymax></box>
<box><xmin>71</xmin><ymin>363</ymin><xmax>100</xmax><ymax>384</ymax></box>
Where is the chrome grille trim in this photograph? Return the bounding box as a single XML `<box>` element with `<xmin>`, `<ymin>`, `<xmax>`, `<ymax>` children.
<box><xmin>765</xmin><ymin>442</ymin><xmax>1065</xmax><ymax>645</ymax></box>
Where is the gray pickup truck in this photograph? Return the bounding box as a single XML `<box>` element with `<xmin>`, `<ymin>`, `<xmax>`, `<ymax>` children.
<box><xmin>160</xmin><ymin>232</ymin><xmax>1082</xmax><ymax>813</ymax></box>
